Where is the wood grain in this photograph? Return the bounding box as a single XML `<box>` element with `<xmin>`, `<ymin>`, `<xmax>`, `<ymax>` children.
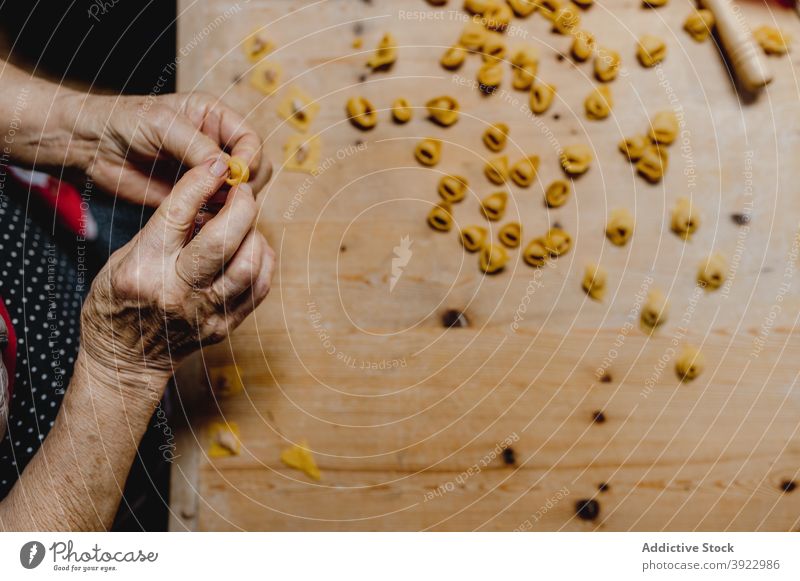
<box><xmin>170</xmin><ymin>0</ymin><xmax>800</xmax><ymax>531</ymax></box>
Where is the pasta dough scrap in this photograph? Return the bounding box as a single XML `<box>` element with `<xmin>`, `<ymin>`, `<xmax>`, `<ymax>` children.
<box><xmin>636</xmin><ymin>145</ymin><xmax>669</xmax><ymax>183</ymax></box>
<box><xmin>480</xmin><ymin>243</ymin><xmax>509</xmax><ymax>274</ymax></box>
<box><xmin>484</xmin><ymin>155</ymin><xmax>509</xmax><ymax>185</ymax></box>
<box><xmin>509</xmin><ymin>155</ymin><xmax>540</xmax><ymax>187</ymax></box>
<box><xmin>277</xmin><ymin>86</ymin><xmax>319</xmax><ymax>132</ymax></box>
<box><xmin>346</xmin><ymin>96</ymin><xmax>378</xmax><ymax>130</ymax></box>
<box><xmin>243</xmin><ymin>32</ymin><xmax>273</xmax><ymax>62</ymax></box>
<box><xmin>675</xmin><ymin>345</ymin><xmax>704</xmax><ymax>382</ymax></box>
<box><xmin>552</xmin><ymin>5</ymin><xmax>580</xmax><ymax>35</ymax></box>
<box><xmin>649</xmin><ymin>110</ymin><xmax>679</xmax><ymax>144</ymax></box>
<box><xmin>571</xmin><ymin>30</ymin><xmax>595</xmax><ymax>61</ymax></box>
<box><xmin>585</xmin><ymin>85</ymin><xmax>613</xmax><ymax>120</ymax></box>
<box><xmin>414</xmin><ymin>138</ymin><xmax>443</xmax><ymax>166</ymax></box>
<box><xmin>529</xmin><ymin>81</ymin><xmax>556</xmax><ymax>114</ymax></box>
<box><xmin>544</xmin><ymin>227</ymin><xmax>572</xmax><ymax>257</ymax></box>
<box><xmin>483</xmin><ymin>122</ymin><xmax>509</xmax><ymax>152</ymax></box>
<box><xmin>637</xmin><ymin>34</ymin><xmax>667</xmax><ymax>67</ymax></box>
<box><xmin>670</xmin><ymin>197</ymin><xmax>700</xmax><ymax>240</ymax></box>
<box><xmin>226</xmin><ymin>157</ymin><xmax>250</xmax><ymax>186</ymax></box>
<box><xmin>391</xmin><ymin>98</ymin><xmax>413</xmax><ymax>124</ymax></box>
<box><xmin>754</xmin><ymin>26</ymin><xmax>791</xmax><ymax>55</ymax></box>
<box><xmin>606</xmin><ymin>208</ymin><xmax>634</xmax><ymax>246</ymax></box>
<box><xmin>499</xmin><ymin>222</ymin><xmax>522</xmax><ymax>248</ymax></box>
<box><xmin>428</xmin><ymin>202</ymin><xmax>454</xmax><ymax>232</ymax></box>
<box><xmin>523</xmin><ymin>237</ymin><xmax>549</xmax><ymax>267</ymax></box>
<box><xmin>545</xmin><ymin>179</ymin><xmax>570</xmax><ymax>208</ymax></box>
<box><xmin>427</xmin><ymin>95</ymin><xmax>460</xmax><ymax>126</ymax></box>
<box><xmin>441</xmin><ymin>45</ymin><xmax>468</xmax><ymax>70</ymax></box>
<box><xmin>249</xmin><ymin>60</ymin><xmax>282</xmax><ymax>95</ymax></box>
<box><xmin>560</xmin><ymin>144</ymin><xmax>592</xmax><ymax>176</ymax></box>
<box><xmin>284</xmin><ymin>134</ymin><xmax>321</xmax><ymax>173</ymax></box>
<box><xmin>697</xmin><ymin>254</ymin><xmax>727</xmax><ymax>290</ymax></box>
<box><xmin>582</xmin><ymin>264</ymin><xmax>607</xmax><ymax>301</ymax></box>
<box><xmin>280</xmin><ymin>440</ymin><xmax>322</xmax><ymax>480</ymax></box>
<box><xmin>208</xmin><ymin>422</ymin><xmax>241</xmax><ymax>457</ymax></box>
<box><xmin>684</xmin><ymin>9</ymin><xmax>715</xmax><ymax>42</ymax></box>
<box><xmin>438</xmin><ymin>175</ymin><xmax>469</xmax><ymax>203</ymax></box>
<box><xmin>641</xmin><ymin>289</ymin><xmax>668</xmax><ymax>330</ymax></box>
<box><xmin>367</xmin><ymin>33</ymin><xmax>397</xmax><ymax>70</ymax></box>
<box><xmin>619</xmin><ymin>135</ymin><xmax>650</xmax><ymax>161</ymax></box>
<box><xmin>461</xmin><ymin>225</ymin><xmax>488</xmax><ymax>252</ymax></box>
<box><xmin>594</xmin><ymin>48</ymin><xmax>621</xmax><ymax>82</ymax></box>
<box><xmin>478</xmin><ymin>61</ymin><xmax>504</xmax><ymax>93</ymax></box>
<box><xmin>208</xmin><ymin>365</ymin><xmax>245</xmax><ymax>397</ymax></box>
<box><xmin>481</xmin><ymin>191</ymin><xmax>508</xmax><ymax>221</ymax></box>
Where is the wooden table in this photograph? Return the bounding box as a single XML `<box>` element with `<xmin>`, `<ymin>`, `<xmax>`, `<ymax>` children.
<box><xmin>170</xmin><ymin>0</ymin><xmax>800</xmax><ymax>531</ymax></box>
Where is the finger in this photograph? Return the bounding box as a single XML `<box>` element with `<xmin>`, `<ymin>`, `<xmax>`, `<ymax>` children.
<box><xmin>210</xmin><ymin>229</ymin><xmax>274</xmax><ymax>303</ymax></box>
<box><xmin>143</xmin><ymin>156</ymin><xmax>230</xmax><ymax>252</ymax></box>
<box><xmin>175</xmin><ymin>182</ymin><xmax>256</xmax><ymax>286</ymax></box>
<box><xmin>148</xmin><ymin>104</ymin><xmax>224</xmax><ymax>169</ymax></box>
<box><xmin>90</xmin><ymin>160</ymin><xmax>174</xmax><ymax>206</ymax></box>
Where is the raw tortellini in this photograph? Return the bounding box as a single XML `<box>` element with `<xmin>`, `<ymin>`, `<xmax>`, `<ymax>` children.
<box><xmin>226</xmin><ymin>157</ymin><xmax>250</xmax><ymax>186</ymax></box>
<box><xmin>483</xmin><ymin>122</ymin><xmax>509</xmax><ymax>152</ymax></box>
<box><xmin>684</xmin><ymin>9</ymin><xmax>715</xmax><ymax>42</ymax></box>
<box><xmin>545</xmin><ymin>180</ymin><xmax>570</xmax><ymax>208</ymax></box>
<box><xmin>697</xmin><ymin>254</ymin><xmax>727</xmax><ymax>290</ymax></box>
<box><xmin>594</xmin><ymin>48</ymin><xmax>621</xmax><ymax>82</ymax></box>
<box><xmin>530</xmin><ymin>81</ymin><xmax>556</xmax><ymax>114</ymax></box>
<box><xmin>485</xmin><ymin>156</ymin><xmax>509</xmax><ymax>185</ymax></box>
<box><xmin>438</xmin><ymin>175</ymin><xmax>469</xmax><ymax>203</ymax></box>
<box><xmin>414</xmin><ymin>138</ymin><xmax>442</xmax><ymax>166</ymax></box>
<box><xmin>427</xmin><ymin>202</ymin><xmax>454</xmax><ymax>232</ymax></box>
<box><xmin>346</xmin><ymin>96</ymin><xmax>378</xmax><ymax>130</ymax></box>
<box><xmin>391</xmin><ymin>98</ymin><xmax>413</xmax><ymax>124</ymax></box>
<box><xmin>582</xmin><ymin>264</ymin><xmax>607</xmax><ymax>301</ymax></box>
<box><xmin>498</xmin><ymin>222</ymin><xmax>522</xmax><ymax>248</ymax></box>
<box><xmin>481</xmin><ymin>191</ymin><xmax>508</xmax><ymax>221</ymax></box>
<box><xmin>571</xmin><ymin>30</ymin><xmax>595</xmax><ymax>62</ymax></box>
<box><xmin>675</xmin><ymin>345</ymin><xmax>704</xmax><ymax>382</ymax></box>
<box><xmin>637</xmin><ymin>34</ymin><xmax>667</xmax><ymax>67</ymax></box>
<box><xmin>606</xmin><ymin>208</ymin><xmax>634</xmax><ymax>246</ymax></box>
<box><xmin>427</xmin><ymin>96</ymin><xmax>460</xmax><ymax>126</ymax></box>
<box><xmin>670</xmin><ymin>197</ymin><xmax>700</xmax><ymax>240</ymax></box>
<box><xmin>509</xmin><ymin>155</ymin><xmax>540</xmax><ymax>187</ymax></box>
<box><xmin>480</xmin><ymin>243</ymin><xmax>510</xmax><ymax>274</ymax></box>
<box><xmin>560</xmin><ymin>144</ymin><xmax>592</xmax><ymax>176</ymax></box>
<box><xmin>753</xmin><ymin>26</ymin><xmax>791</xmax><ymax>55</ymax></box>
<box><xmin>640</xmin><ymin>289</ymin><xmax>668</xmax><ymax>330</ymax></box>
<box><xmin>367</xmin><ymin>33</ymin><xmax>397</xmax><ymax>70</ymax></box>
<box><xmin>585</xmin><ymin>86</ymin><xmax>613</xmax><ymax>120</ymax></box>
<box><xmin>461</xmin><ymin>225</ymin><xmax>488</xmax><ymax>252</ymax></box>
<box><xmin>511</xmin><ymin>44</ymin><xmax>539</xmax><ymax>90</ymax></box>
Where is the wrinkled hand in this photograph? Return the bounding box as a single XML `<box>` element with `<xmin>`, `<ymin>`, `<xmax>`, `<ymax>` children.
<box><xmin>75</xmin><ymin>92</ymin><xmax>272</xmax><ymax>206</ymax></box>
<box><xmin>80</xmin><ymin>157</ymin><xmax>274</xmax><ymax>394</ymax></box>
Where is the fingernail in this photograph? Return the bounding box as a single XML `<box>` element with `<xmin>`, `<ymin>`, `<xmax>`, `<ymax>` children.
<box><xmin>210</xmin><ymin>156</ymin><xmax>229</xmax><ymax>177</ymax></box>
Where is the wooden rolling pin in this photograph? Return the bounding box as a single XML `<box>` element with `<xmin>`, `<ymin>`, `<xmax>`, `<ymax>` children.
<box><xmin>700</xmin><ymin>0</ymin><xmax>773</xmax><ymax>91</ymax></box>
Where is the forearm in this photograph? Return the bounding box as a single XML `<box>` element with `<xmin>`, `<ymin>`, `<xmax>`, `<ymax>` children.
<box><xmin>0</xmin><ymin>351</ymin><xmax>168</xmax><ymax>531</ymax></box>
<box><xmin>0</xmin><ymin>59</ymin><xmax>90</xmax><ymax>170</ymax></box>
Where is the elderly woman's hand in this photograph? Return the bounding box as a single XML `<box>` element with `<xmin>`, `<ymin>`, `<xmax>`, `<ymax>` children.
<box><xmin>70</xmin><ymin>92</ymin><xmax>272</xmax><ymax>206</ymax></box>
<box><xmin>79</xmin><ymin>156</ymin><xmax>274</xmax><ymax>395</ymax></box>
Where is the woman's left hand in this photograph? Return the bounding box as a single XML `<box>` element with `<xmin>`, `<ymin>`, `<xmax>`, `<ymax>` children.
<box><xmin>72</xmin><ymin>92</ymin><xmax>272</xmax><ymax>206</ymax></box>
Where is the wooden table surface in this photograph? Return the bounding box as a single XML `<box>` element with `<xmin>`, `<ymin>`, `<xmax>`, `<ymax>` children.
<box><xmin>170</xmin><ymin>0</ymin><xmax>800</xmax><ymax>531</ymax></box>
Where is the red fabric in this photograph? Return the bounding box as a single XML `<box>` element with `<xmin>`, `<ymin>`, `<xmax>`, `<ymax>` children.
<box><xmin>0</xmin><ymin>297</ymin><xmax>15</xmax><ymax>397</ymax></box>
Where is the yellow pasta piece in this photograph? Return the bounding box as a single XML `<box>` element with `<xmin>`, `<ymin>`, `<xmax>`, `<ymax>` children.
<box><xmin>464</xmin><ymin>0</ymin><xmax>493</xmax><ymax>15</ymax></box>
<box><xmin>208</xmin><ymin>422</ymin><xmax>241</xmax><ymax>457</ymax></box>
<box><xmin>461</xmin><ymin>225</ymin><xmax>488</xmax><ymax>252</ymax></box>
<box><xmin>670</xmin><ymin>197</ymin><xmax>700</xmax><ymax>240</ymax></box>
<box><xmin>571</xmin><ymin>30</ymin><xmax>595</xmax><ymax>62</ymax></box>
<box><xmin>346</xmin><ymin>96</ymin><xmax>378</xmax><ymax>130</ymax></box>
<box><xmin>697</xmin><ymin>254</ymin><xmax>727</xmax><ymax>290</ymax></box>
<box><xmin>510</xmin><ymin>45</ymin><xmax>539</xmax><ymax>90</ymax></box>
<box><xmin>649</xmin><ymin>110</ymin><xmax>679</xmax><ymax>144</ymax></box>
<box><xmin>543</xmin><ymin>227</ymin><xmax>572</xmax><ymax>256</ymax></box>
<box><xmin>529</xmin><ymin>81</ymin><xmax>556</xmax><ymax>114</ymax></box>
<box><xmin>460</xmin><ymin>21</ymin><xmax>488</xmax><ymax>50</ymax></box>
<box><xmin>560</xmin><ymin>144</ymin><xmax>592</xmax><ymax>176</ymax></box>
<box><xmin>484</xmin><ymin>155</ymin><xmax>509</xmax><ymax>185</ymax></box>
<box><xmin>523</xmin><ymin>237</ymin><xmax>549</xmax><ymax>267</ymax></box>
<box><xmin>477</xmin><ymin>61</ymin><xmax>504</xmax><ymax>93</ymax></box>
<box><xmin>249</xmin><ymin>60</ymin><xmax>282</xmax><ymax>95</ymax></box>
<box><xmin>508</xmin><ymin>0</ymin><xmax>537</xmax><ymax>17</ymax></box>
<box><xmin>482</xmin><ymin>32</ymin><xmax>507</xmax><ymax>62</ymax></box>
<box><xmin>277</xmin><ymin>86</ymin><xmax>320</xmax><ymax>132</ymax></box>
<box><xmin>226</xmin><ymin>157</ymin><xmax>250</xmax><ymax>186</ymax></box>
<box><xmin>367</xmin><ymin>32</ymin><xmax>397</xmax><ymax>70</ymax></box>
<box><xmin>499</xmin><ymin>222</ymin><xmax>522</xmax><ymax>248</ymax></box>
<box><xmin>208</xmin><ymin>365</ymin><xmax>245</xmax><ymax>397</ymax></box>
<box><xmin>426</xmin><ymin>95</ymin><xmax>460</xmax><ymax>127</ymax></box>
<box><xmin>584</xmin><ymin>85</ymin><xmax>613</xmax><ymax>120</ymax></box>
<box><xmin>618</xmin><ymin>134</ymin><xmax>650</xmax><ymax>161</ymax></box>
<box><xmin>545</xmin><ymin>179</ymin><xmax>570</xmax><ymax>208</ymax></box>
<box><xmin>641</xmin><ymin>289</ymin><xmax>668</xmax><ymax>330</ymax></box>
<box><xmin>675</xmin><ymin>345</ymin><xmax>704</xmax><ymax>382</ymax></box>
<box><xmin>438</xmin><ymin>175</ymin><xmax>469</xmax><ymax>203</ymax></box>
<box><xmin>484</xmin><ymin>2</ymin><xmax>513</xmax><ymax>31</ymax></box>
<box><xmin>606</xmin><ymin>208</ymin><xmax>634</xmax><ymax>246</ymax></box>
<box><xmin>352</xmin><ymin>37</ymin><xmax>363</xmax><ymax>49</ymax></box>
<box><xmin>594</xmin><ymin>48</ymin><xmax>620</xmax><ymax>82</ymax></box>
<box><xmin>636</xmin><ymin>145</ymin><xmax>669</xmax><ymax>183</ymax></box>
<box><xmin>441</xmin><ymin>45</ymin><xmax>468</xmax><ymax>70</ymax></box>
<box><xmin>684</xmin><ymin>9</ymin><xmax>715</xmax><ymax>42</ymax></box>
<box><xmin>637</xmin><ymin>34</ymin><xmax>667</xmax><ymax>67</ymax></box>
<box><xmin>428</xmin><ymin>202</ymin><xmax>454</xmax><ymax>231</ymax></box>
<box><xmin>243</xmin><ymin>32</ymin><xmax>273</xmax><ymax>62</ymax></box>
<box><xmin>509</xmin><ymin>155</ymin><xmax>540</xmax><ymax>187</ymax></box>
<box><xmin>391</xmin><ymin>98</ymin><xmax>413</xmax><ymax>124</ymax></box>
<box><xmin>643</xmin><ymin>0</ymin><xmax>668</xmax><ymax>7</ymax></box>
<box><xmin>284</xmin><ymin>134</ymin><xmax>321</xmax><ymax>174</ymax></box>
<box><xmin>481</xmin><ymin>191</ymin><xmax>508</xmax><ymax>221</ymax></box>
<box><xmin>414</xmin><ymin>138</ymin><xmax>442</xmax><ymax>166</ymax></box>
<box><xmin>280</xmin><ymin>440</ymin><xmax>322</xmax><ymax>480</ymax></box>
<box><xmin>427</xmin><ymin>0</ymin><xmax>448</xmax><ymax>4</ymax></box>
<box><xmin>572</xmin><ymin>0</ymin><xmax>594</xmax><ymax>7</ymax></box>
<box><xmin>483</xmin><ymin>122</ymin><xmax>509</xmax><ymax>152</ymax></box>
<box><xmin>552</xmin><ymin>5</ymin><xmax>580</xmax><ymax>35</ymax></box>
<box><xmin>582</xmin><ymin>264</ymin><xmax>607</xmax><ymax>301</ymax></box>
<box><xmin>511</xmin><ymin>44</ymin><xmax>539</xmax><ymax>66</ymax></box>
<box><xmin>480</xmin><ymin>243</ymin><xmax>509</xmax><ymax>274</ymax></box>
<box><xmin>753</xmin><ymin>26</ymin><xmax>791</xmax><ymax>55</ymax></box>
<box><xmin>536</xmin><ymin>0</ymin><xmax>561</xmax><ymax>20</ymax></box>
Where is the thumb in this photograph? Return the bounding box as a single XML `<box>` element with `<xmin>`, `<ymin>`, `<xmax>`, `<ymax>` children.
<box><xmin>148</xmin><ymin>105</ymin><xmax>223</xmax><ymax>168</ymax></box>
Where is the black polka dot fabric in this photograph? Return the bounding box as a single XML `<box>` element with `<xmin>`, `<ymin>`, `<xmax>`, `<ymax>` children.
<box><xmin>0</xmin><ymin>191</ymin><xmax>84</xmax><ymax>499</ymax></box>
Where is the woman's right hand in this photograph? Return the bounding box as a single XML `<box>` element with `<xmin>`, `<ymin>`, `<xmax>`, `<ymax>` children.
<box><xmin>79</xmin><ymin>156</ymin><xmax>274</xmax><ymax>398</ymax></box>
